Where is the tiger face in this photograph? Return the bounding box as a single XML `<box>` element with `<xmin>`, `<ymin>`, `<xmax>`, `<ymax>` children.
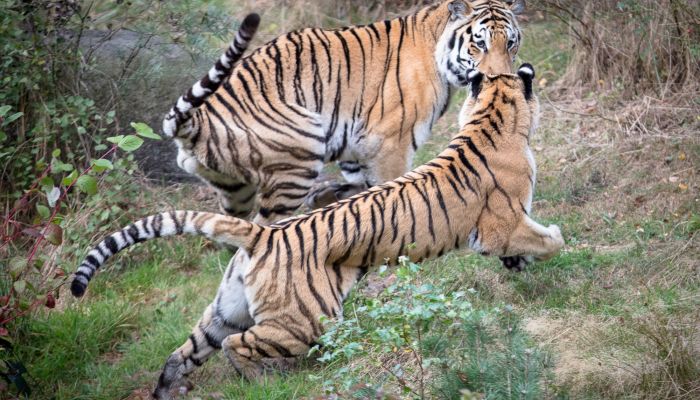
<box><xmin>437</xmin><ymin>0</ymin><xmax>525</xmax><ymax>87</ymax></box>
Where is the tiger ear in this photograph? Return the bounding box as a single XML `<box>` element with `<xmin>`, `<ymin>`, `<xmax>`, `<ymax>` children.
<box><xmin>505</xmin><ymin>0</ymin><xmax>526</xmax><ymax>15</ymax></box>
<box><xmin>467</xmin><ymin>69</ymin><xmax>483</xmax><ymax>99</ymax></box>
<box><xmin>448</xmin><ymin>1</ymin><xmax>470</xmax><ymax>21</ymax></box>
<box><xmin>517</xmin><ymin>63</ymin><xmax>535</xmax><ymax>100</ymax></box>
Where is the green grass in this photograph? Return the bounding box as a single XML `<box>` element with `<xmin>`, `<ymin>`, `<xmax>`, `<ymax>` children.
<box><xmin>14</xmin><ymin>242</ymin><xmax>230</xmax><ymax>399</ymax></box>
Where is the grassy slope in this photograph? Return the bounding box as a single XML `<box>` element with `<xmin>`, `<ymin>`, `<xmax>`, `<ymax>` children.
<box><xmin>12</xmin><ymin>17</ymin><xmax>699</xmax><ymax>400</ymax></box>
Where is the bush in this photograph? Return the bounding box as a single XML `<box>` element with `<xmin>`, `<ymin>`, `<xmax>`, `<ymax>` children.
<box><xmin>313</xmin><ymin>257</ymin><xmax>554</xmax><ymax>399</ymax></box>
<box><xmin>534</xmin><ymin>0</ymin><xmax>700</xmax><ymax>96</ymax></box>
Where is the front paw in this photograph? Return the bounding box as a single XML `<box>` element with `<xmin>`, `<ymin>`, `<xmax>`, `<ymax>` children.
<box><xmin>305</xmin><ymin>182</ymin><xmax>342</xmax><ymax>209</ymax></box>
<box><xmin>500</xmin><ymin>256</ymin><xmax>532</xmax><ymax>272</ymax></box>
<box><xmin>548</xmin><ymin>225</ymin><xmax>564</xmax><ymax>243</ymax></box>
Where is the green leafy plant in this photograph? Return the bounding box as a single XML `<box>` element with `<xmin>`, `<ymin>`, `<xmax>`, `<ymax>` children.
<box><xmin>313</xmin><ymin>257</ymin><xmax>553</xmax><ymax>399</ymax></box>
<box><xmin>0</xmin><ymin>121</ymin><xmax>159</xmax><ymax>396</ymax></box>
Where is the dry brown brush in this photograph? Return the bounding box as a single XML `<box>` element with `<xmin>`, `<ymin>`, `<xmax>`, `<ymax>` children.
<box><xmin>534</xmin><ymin>0</ymin><xmax>700</xmax><ymax>97</ymax></box>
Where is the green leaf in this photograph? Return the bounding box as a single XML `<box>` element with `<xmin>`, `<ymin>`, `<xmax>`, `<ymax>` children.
<box><xmin>106</xmin><ymin>135</ymin><xmax>124</xmax><ymax>144</ymax></box>
<box><xmin>51</xmin><ymin>157</ymin><xmax>74</xmax><ymax>172</ymax></box>
<box><xmin>13</xmin><ymin>280</ymin><xmax>26</xmax><ymax>294</ymax></box>
<box><xmin>91</xmin><ymin>158</ymin><xmax>113</xmax><ymax>173</ymax></box>
<box><xmin>0</xmin><ymin>131</ymin><xmax>7</xmax><ymax>142</ymax></box>
<box><xmin>94</xmin><ymin>144</ymin><xmax>108</xmax><ymax>151</ymax></box>
<box><xmin>131</xmin><ymin>122</ymin><xmax>161</xmax><ymax>140</ymax></box>
<box><xmin>5</xmin><ymin>112</ymin><xmax>23</xmax><ymax>124</ymax></box>
<box><xmin>9</xmin><ymin>257</ymin><xmax>27</xmax><ymax>279</ymax></box>
<box><xmin>52</xmin><ymin>148</ymin><xmax>61</xmax><ymax>158</ymax></box>
<box><xmin>39</xmin><ymin>176</ymin><xmax>54</xmax><ymax>190</ymax></box>
<box><xmin>117</xmin><ymin>135</ymin><xmax>144</xmax><ymax>152</ymax></box>
<box><xmin>0</xmin><ymin>105</ymin><xmax>10</xmax><ymax>117</ymax></box>
<box><xmin>77</xmin><ymin>126</ymin><xmax>87</xmax><ymax>135</ymax></box>
<box><xmin>36</xmin><ymin>204</ymin><xmax>50</xmax><ymax>219</ymax></box>
<box><xmin>76</xmin><ymin>175</ymin><xmax>98</xmax><ymax>196</ymax></box>
<box><xmin>62</xmin><ymin>170</ymin><xmax>78</xmax><ymax>186</ymax></box>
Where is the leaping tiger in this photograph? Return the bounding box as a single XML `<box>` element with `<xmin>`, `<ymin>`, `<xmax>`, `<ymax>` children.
<box><xmin>164</xmin><ymin>0</ymin><xmax>526</xmax><ymax>225</ymax></box>
<box><xmin>72</xmin><ymin>64</ymin><xmax>563</xmax><ymax>399</ymax></box>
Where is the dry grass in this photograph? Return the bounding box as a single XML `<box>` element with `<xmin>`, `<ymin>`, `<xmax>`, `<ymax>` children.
<box><xmin>536</xmin><ymin>0</ymin><xmax>700</xmax><ymax>97</ymax></box>
<box><xmin>526</xmin><ymin>307</ymin><xmax>700</xmax><ymax>399</ymax></box>
<box><xmin>521</xmin><ymin>69</ymin><xmax>700</xmax><ymax>397</ymax></box>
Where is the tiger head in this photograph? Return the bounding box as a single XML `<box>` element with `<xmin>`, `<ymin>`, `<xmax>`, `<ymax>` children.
<box><xmin>458</xmin><ymin>63</ymin><xmax>539</xmax><ymax>132</ymax></box>
<box><xmin>437</xmin><ymin>0</ymin><xmax>525</xmax><ymax>87</ymax></box>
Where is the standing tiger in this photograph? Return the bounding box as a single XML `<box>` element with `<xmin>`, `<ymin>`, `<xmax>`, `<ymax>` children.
<box><xmin>72</xmin><ymin>64</ymin><xmax>564</xmax><ymax>398</ymax></box>
<box><xmin>164</xmin><ymin>0</ymin><xmax>526</xmax><ymax>225</ymax></box>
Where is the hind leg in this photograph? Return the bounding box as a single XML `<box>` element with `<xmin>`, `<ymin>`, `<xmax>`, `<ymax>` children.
<box><xmin>153</xmin><ymin>252</ymin><xmax>254</xmax><ymax>399</ymax></box>
<box><xmin>213</xmin><ymin>182</ymin><xmax>257</xmax><ymax>218</ymax></box>
<box><xmin>254</xmin><ymin>167</ymin><xmax>322</xmax><ymax>225</ymax></box>
<box><xmin>222</xmin><ymin>323</ymin><xmax>311</xmax><ymax>381</ymax></box>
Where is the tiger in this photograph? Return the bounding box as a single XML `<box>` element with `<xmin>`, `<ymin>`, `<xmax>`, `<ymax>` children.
<box><xmin>164</xmin><ymin>0</ymin><xmax>527</xmax><ymax>225</ymax></box>
<box><xmin>71</xmin><ymin>64</ymin><xmax>564</xmax><ymax>399</ymax></box>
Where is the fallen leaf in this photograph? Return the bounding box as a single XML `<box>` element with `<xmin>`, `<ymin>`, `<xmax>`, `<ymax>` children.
<box><xmin>669</xmin><ymin>176</ymin><xmax>680</xmax><ymax>183</ymax></box>
<box><xmin>45</xmin><ymin>223</ymin><xmax>63</xmax><ymax>245</ymax></box>
<box><xmin>45</xmin><ymin>293</ymin><xmax>56</xmax><ymax>309</ymax></box>
<box><xmin>534</xmin><ymin>145</ymin><xmax>543</xmax><ymax>152</ymax></box>
<box><xmin>679</xmin><ymin>183</ymin><xmax>689</xmax><ymax>191</ymax></box>
<box><xmin>679</xmin><ymin>151</ymin><xmax>686</xmax><ymax>161</ymax></box>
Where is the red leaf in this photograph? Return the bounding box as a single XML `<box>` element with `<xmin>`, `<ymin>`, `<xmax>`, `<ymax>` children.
<box><xmin>45</xmin><ymin>293</ymin><xmax>56</xmax><ymax>309</ymax></box>
<box><xmin>0</xmin><ymin>327</ymin><xmax>8</xmax><ymax>337</ymax></box>
<box><xmin>44</xmin><ymin>223</ymin><xmax>63</xmax><ymax>245</ymax></box>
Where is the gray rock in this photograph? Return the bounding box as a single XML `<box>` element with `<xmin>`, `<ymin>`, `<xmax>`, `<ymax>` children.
<box><xmin>79</xmin><ymin>29</ymin><xmax>216</xmax><ymax>183</ymax></box>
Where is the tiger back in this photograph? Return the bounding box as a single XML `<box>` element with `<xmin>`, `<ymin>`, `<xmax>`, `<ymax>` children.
<box><xmin>72</xmin><ymin>63</ymin><xmax>564</xmax><ymax>399</ymax></box>
<box><xmin>164</xmin><ymin>0</ymin><xmax>527</xmax><ymax>225</ymax></box>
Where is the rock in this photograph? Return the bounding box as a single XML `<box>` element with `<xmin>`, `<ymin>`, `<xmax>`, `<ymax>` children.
<box><xmin>79</xmin><ymin>29</ymin><xmax>213</xmax><ymax>183</ymax></box>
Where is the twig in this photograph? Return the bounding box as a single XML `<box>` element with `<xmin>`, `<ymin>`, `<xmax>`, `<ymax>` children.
<box><xmin>542</xmin><ymin>92</ymin><xmax>618</xmax><ymax>123</ymax></box>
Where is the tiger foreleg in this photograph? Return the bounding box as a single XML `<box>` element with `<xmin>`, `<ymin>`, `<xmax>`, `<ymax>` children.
<box><xmin>504</xmin><ymin>216</ymin><xmax>565</xmax><ymax>262</ymax></box>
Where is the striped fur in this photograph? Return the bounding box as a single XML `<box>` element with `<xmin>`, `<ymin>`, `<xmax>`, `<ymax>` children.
<box><xmin>162</xmin><ymin>13</ymin><xmax>260</xmax><ymax>138</ymax></box>
<box><xmin>73</xmin><ymin>64</ymin><xmax>563</xmax><ymax>398</ymax></box>
<box><xmin>166</xmin><ymin>0</ymin><xmax>526</xmax><ymax>225</ymax></box>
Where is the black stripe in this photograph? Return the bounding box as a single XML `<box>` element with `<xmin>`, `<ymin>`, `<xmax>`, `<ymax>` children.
<box><xmin>204</xmin><ymin>331</ymin><xmax>222</xmax><ymax>349</ymax></box>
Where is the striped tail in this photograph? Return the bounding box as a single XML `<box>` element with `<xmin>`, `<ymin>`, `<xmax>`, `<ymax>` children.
<box><xmin>71</xmin><ymin>211</ymin><xmax>264</xmax><ymax>297</ymax></box>
<box><xmin>162</xmin><ymin>13</ymin><xmax>261</xmax><ymax>138</ymax></box>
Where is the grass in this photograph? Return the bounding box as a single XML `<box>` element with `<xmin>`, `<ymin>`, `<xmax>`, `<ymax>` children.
<box><xmin>5</xmin><ymin>8</ymin><xmax>700</xmax><ymax>400</ymax></box>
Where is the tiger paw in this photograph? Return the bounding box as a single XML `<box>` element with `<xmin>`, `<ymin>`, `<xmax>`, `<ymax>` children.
<box><xmin>305</xmin><ymin>182</ymin><xmax>366</xmax><ymax>209</ymax></box>
<box><xmin>305</xmin><ymin>182</ymin><xmax>340</xmax><ymax>209</ymax></box>
<box><xmin>500</xmin><ymin>256</ymin><xmax>531</xmax><ymax>272</ymax></box>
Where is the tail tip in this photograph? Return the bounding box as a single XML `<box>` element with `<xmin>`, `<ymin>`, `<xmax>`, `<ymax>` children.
<box><xmin>242</xmin><ymin>13</ymin><xmax>261</xmax><ymax>30</ymax></box>
<box><xmin>71</xmin><ymin>279</ymin><xmax>87</xmax><ymax>297</ymax></box>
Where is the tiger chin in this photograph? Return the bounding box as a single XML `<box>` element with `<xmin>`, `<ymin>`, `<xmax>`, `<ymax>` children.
<box><xmin>71</xmin><ymin>64</ymin><xmax>563</xmax><ymax>399</ymax></box>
